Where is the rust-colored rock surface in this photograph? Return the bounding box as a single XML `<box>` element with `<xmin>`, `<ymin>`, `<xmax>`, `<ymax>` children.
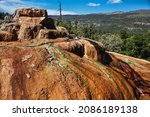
<box><xmin>12</xmin><ymin>8</ymin><xmax>48</xmax><ymax>21</ymax></box>
<box><xmin>0</xmin><ymin>8</ymin><xmax>150</xmax><ymax>100</ymax></box>
<box><xmin>0</xmin><ymin>31</ymin><xmax>17</xmax><ymax>41</ymax></box>
<box><xmin>0</xmin><ymin>8</ymin><xmax>67</xmax><ymax>41</ymax></box>
<box><xmin>109</xmin><ymin>52</ymin><xmax>150</xmax><ymax>100</ymax></box>
<box><xmin>0</xmin><ymin>37</ymin><xmax>149</xmax><ymax>100</ymax></box>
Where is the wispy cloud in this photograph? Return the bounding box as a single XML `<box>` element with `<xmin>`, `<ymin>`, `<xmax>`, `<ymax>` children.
<box><xmin>8</xmin><ymin>0</ymin><xmax>22</xmax><ymax>2</ymax></box>
<box><xmin>1</xmin><ymin>0</ymin><xmax>22</xmax><ymax>2</ymax></box>
<box><xmin>0</xmin><ymin>0</ymin><xmax>43</xmax><ymax>13</ymax></box>
<box><xmin>47</xmin><ymin>9</ymin><xmax>77</xmax><ymax>15</ymax></box>
<box><xmin>87</xmin><ymin>3</ymin><xmax>101</xmax><ymax>7</ymax></box>
<box><xmin>107</xmin><ymin>0</ymin><xmax>122</xmax><ymax>4</ymax></box>
<box><xmin>0</xmin><ymin>0</ymin><xmax>77</xmax><ymax>15</ymax></box>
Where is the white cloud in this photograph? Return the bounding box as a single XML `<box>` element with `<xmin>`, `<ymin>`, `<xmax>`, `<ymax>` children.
<box><xmin>0</xmin><ymin>0</ymin><xmax>22</xmax><ymax>3</ymax></box>
<box><xmin>0</xmin><ymin>0</ymin><xmax>42</xmax><ymax>13</ymax></box>
<box><xmin>8</xmin><ymin>0</ymin><xmax>22</xmax><ymax>2</ymax></box>
<box><xmin>62</xmin><ymin>10</ymin><xmax>77</xmax><ymax>15</ymax></box>
<box><xmin>0</xmin><ymin>0</ymin><xmax>77</xmax><ymax>15</ymax></box>
<box><xmin>47</xmin><ymin>9</ymin><xmax>77</xmax><ymax>15</ymax></box>
<box><xmin>108</xmin><ymin>0</ymin><xmax>122</xmax><ymax>4</ymax></box>
<box><xmin>87</xmin><ymin>3</ymin><xmax>101</xmax><ymax>7</ymax></box>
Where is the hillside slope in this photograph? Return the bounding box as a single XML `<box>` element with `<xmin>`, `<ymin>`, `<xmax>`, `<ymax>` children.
<box><xmin>50</xmin><ymin>10</ymin><xmax>150</xmax><ymax>31</ymax></box>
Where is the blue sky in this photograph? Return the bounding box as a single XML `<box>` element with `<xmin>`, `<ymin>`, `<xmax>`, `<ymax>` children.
<box><xmin>0</xmin><ymin>0</ymin><xmax>150</xmax><ymax>15</ymax></box>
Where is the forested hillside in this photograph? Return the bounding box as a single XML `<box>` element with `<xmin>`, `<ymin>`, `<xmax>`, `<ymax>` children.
<box><xmin>50</xmin><ymin>10</ymin><xmax>150</xmax><ymax>32</ymax></box>
<box><xmin>51</xmin><ymin>10</ymin><xmax>150</xmax><ymax>61</ymax></box>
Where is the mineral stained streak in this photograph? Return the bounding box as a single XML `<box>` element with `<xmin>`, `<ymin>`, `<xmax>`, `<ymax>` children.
<box><xmin>0</xmin><ymin>8</ymin><xmax>149</xmax><ymax>100</ymax></box>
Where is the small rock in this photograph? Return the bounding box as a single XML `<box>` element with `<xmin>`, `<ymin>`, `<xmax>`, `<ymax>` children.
<box><xmin>26</xmin><ymin>73</ymin><xmax>31</xmax><ymax>79</ymax></box>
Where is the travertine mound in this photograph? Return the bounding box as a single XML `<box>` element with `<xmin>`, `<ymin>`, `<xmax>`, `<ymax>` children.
<box><xmin>0</xmin><ymin>8</ymin><xmax>68</xmax><ymax>41</ymax></box>
<box><xmin>0</xmin><ymin>37</ymin><xmax>149</xmax><ymax>100</ymax></box>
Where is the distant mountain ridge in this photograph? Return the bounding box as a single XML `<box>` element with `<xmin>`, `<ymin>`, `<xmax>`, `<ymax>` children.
<box><xmin>50</xmin><ymin>9</ymin><xmax>150</xmax><ymax>32</ymax></box>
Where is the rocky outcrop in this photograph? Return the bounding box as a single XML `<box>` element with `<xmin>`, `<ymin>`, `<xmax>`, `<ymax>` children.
<box><xmin>0</xmin><ymin>31</ymin><xmax>17</xmax><ymax>41</ymax></box>
<box><xmin>37</xmin><ymin>27</ymin><xmax>68</xmax><ymax>39</ymax></box>
<box><xmin>0</xmin><ymin>37</ymin><xmax>149</xmax><ymax>100</ymax></box>
<box><xmin>0</xmin><ymin>8</ymin><xmax>68</xmax><ymax>41</ymax></box>
<box><xmin>12</xmin><ymin>8</ymin><xmax>48</xmax><ymax>21</ymax></box>
<box><xmin>0</xmin><ymin>8</ymin><xmax>150</xmax><ymax>100</ymax></box>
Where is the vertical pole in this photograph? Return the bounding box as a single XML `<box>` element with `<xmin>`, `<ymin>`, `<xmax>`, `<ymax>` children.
<box><xmin>59</xmin><ymin>1</ymin><xmax>62</xmax><ymax>20</ymax></box>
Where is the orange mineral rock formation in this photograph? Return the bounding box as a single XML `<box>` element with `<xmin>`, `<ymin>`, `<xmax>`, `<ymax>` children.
<box><xmin>0</xmin><ymin>8</ymin><xmax>68</xmax><ymax>41</ymax></box>
<box><xmin>0</xmin><ymin>8</ymin><xmax>149</xmax><ymax>100</ymax></box>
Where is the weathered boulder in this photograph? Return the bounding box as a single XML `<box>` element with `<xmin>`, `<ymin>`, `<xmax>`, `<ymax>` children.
<box><xmin>16</xmin><ymin>17</ymin><xmax>45</xmax><ymax>25</ymax></box>
<box><xmin>12</xmin><ymin>8</ymin><xmax>47</xmax><ymax>22</ymax></box>
<box><xmin>37</xmin><ymin>27</ymin><xmax>69</xmax><ymax>39</ymax></box>
<box><xmin>40</xmin><ymin>18</ymin><xmax>56</xmax><ymax>29</ymax></box>
<box><xmin>0</xmin><ymin>8</ymin><xmax>65</xmax><ymax>41</ymax></box>
<box><xmin>0</xmin><ymin>31</ymin><xmax>17</xmax><ymax>42</ymax></box>
<box><xmin>56</xmin><ymin>26</ymin><xmax>69</xmax><ymax>36</ymax></box>
<box><xmin>37</xmin><ymin>29</ymin><xmax>58</xmax><ymax>39</ymax></box>
<box><xmin>4</xmin><ymin>15</ymin><xmax>11</xmax><ymax>23</ymax></box>
<box><xmin>18</xmin><ymin>24</ymin><xmax>43</xmax><ymax>40</ymax></box>
<box><xmin>1</xmin><ymin>23</ymin><xmax>20</xmax><ymax>33</ymax></box>
<box><xmin>0</xmin><ymin>23</ymin><xmax>20</xmax><ymax>41</ymax></box>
